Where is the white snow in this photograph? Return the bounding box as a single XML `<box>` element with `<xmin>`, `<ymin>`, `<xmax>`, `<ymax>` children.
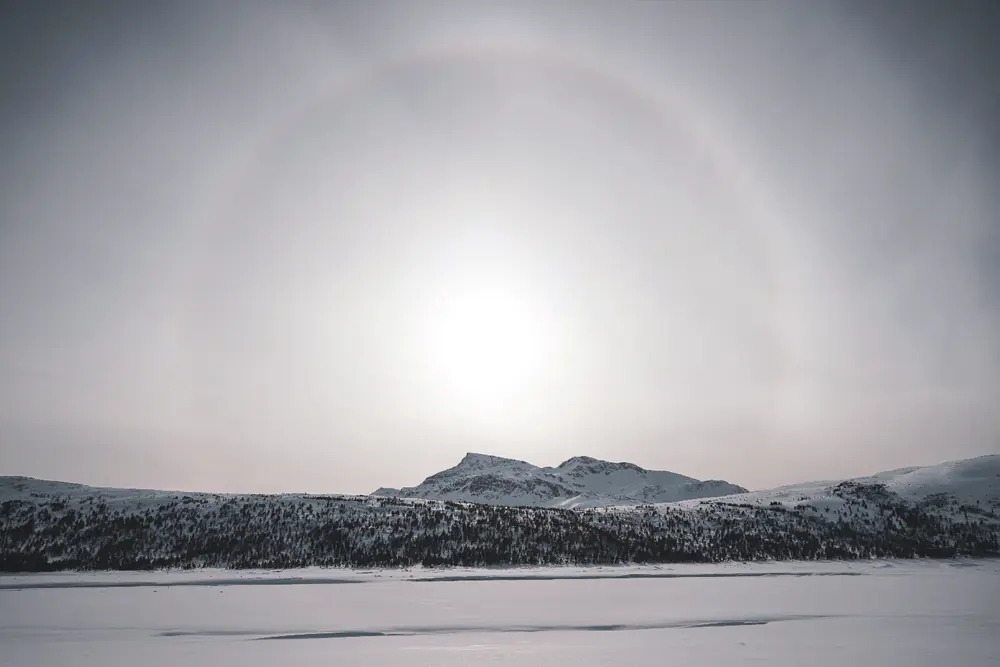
<box><xmin>862</xmin><ymin>454</ymin><xmax>1000</xmax><ymax>504</ymax></box>
<box><xmin>383</xmin><ymin>452</ymin><xmax>747</xmax><ymax>508</ymax></box>
<box><xmin>1</xmin><ymin>560</ymin><xmax>998</xmax><ymax>666</ymax></box>
<box><xmin>663</xmin><ymin>454</ymin><xmax>1000</xmax><ymax>518</ymax></box>
<box><xmin>0</xmin><ymin>475</ymin><xmax>375</xmax><ymax>509</ymax></box>
<box><xmin>7</xmin><ymin>455</ymin><xmax>996</xmax><ymax>520</ymax></box>
<box><xmin>378</xmin><ymin>453</ymin><xmax>1000</xmax><ymax>514</ymax></box>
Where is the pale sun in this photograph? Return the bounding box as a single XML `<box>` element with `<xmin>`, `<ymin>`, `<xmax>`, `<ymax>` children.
<box><xmin>419</xmin><ymin>282</ymin><xmax>553</xmax><ymax>417</ymax></box>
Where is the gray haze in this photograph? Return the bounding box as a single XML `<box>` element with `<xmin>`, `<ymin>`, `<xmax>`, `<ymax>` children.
<box><xmin>1</xmin><ymin>1</ymin><xmax>998</xmax><ymax>493</ymax></box>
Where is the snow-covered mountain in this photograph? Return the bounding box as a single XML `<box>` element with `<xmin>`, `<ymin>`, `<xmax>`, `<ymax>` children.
<box><xmin>1</xmin><ymin>455</ymin><xmax>998</xmax><ymax>570</ymax></box>
<box><xmin>669</xmin><ymin>454</ymin><xmax>1000</xmax><ymax>515</ymax></box>
<box><xmin>372</xmin><ymin>453</ymin><xmax>748</xmax><ymax>508</ymax></box>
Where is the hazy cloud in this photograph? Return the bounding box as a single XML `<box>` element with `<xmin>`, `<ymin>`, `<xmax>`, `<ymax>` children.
<box><xmin>1</xmin><ymin>1</ymin><xmax>998</xmax><ymax>492</ymax></box>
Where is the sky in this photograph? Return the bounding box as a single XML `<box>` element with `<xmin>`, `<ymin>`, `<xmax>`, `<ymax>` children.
<box><xmin>1</xmin><ymin>1</ymin><xmax>998</xmax><ymax>494</ymax></box>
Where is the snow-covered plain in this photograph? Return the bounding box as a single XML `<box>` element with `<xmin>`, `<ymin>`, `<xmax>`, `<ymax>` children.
<box><xmin>2</xmin><ymin>560</ymin><xmax>998</xmax><ymax>666</ymax></box>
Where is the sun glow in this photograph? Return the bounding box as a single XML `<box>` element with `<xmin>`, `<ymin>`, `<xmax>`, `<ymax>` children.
<box><xmin>418</xmin><ymin>280</ymin><xmax>555</xmax><ymax>419</ymax></box>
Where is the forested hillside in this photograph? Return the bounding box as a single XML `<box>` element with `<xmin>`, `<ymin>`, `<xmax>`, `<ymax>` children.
<box><xmin>2</xmin><ymin>472</ymin><xmax>997</xmax><ymax>571</ymax></box>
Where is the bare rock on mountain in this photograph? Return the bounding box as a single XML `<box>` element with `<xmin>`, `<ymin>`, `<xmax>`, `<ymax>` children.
<box><xmin>378</xmin><ymin>452</ymin><xmax>748</xmax><ymax>508</ymax></box>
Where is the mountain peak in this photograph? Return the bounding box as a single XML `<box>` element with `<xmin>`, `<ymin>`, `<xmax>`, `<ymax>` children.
<box><xmin>382</xmin><ymin>452</ymin><xmax>745</xmax><ymax>508</ymax></box>
<box><xmin>457</xmin><ymin>453</ymin><xmax>525</xmax><ymax>469</ymax></box>
<box><xmin>558</xmin><ymin>455</ymin><xmax>598</xmax><ymax>468</ymax></box>
<box><xmin>558</xmin><ymin>455</ymin><xmax>648</xmax><ymax>474</ymax></box>
<box><xmin>460</xmin><ymin>452</ymin><xmax>502</xmax><ymax>464</ymax></box>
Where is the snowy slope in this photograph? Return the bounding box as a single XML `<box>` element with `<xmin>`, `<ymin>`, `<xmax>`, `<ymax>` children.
<box><xmin>862</xmin><ymin>455</ymin><xmax>1000</xmax><ymax>504</ymax></box>
<box><xmin>0</xmin><ymin>475</ymin><xmax>374</xmax><ymax>511</ymax></box>
<box><xmin>2</xmin><ymin>455</ymin><xmax>999</xmax><ymax>570</ymax></box>
<box><xmin>375</xmin><ymin>453</ymin><xmax>748</xmax><ymax>508</ymax></box>
<box><xmin>0</xmin><ymin>476</ymin><xmax>199</xmax><ymax>508</ymax></box>
<box><xmin>664</xmin><ymin>454</ymin><xmax>1000</xmax><ymax>523</ymax></box>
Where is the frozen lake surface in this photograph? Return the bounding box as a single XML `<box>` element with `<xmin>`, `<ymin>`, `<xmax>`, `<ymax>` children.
<box><xmin>2</xmin><ymin>560</ymin><xmax>998</xmax><ymax>666</ymax></box>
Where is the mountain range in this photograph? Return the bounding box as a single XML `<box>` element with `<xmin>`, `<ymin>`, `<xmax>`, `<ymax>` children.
<box><xmin>371</xmin><ymin>453</ymin><xmax>747</xmax><ymax>508</ymax></box>
<box><xmin>1</xmin><ymin>454</ymin><xmax>998</xmax><ymax>570</ymax></box>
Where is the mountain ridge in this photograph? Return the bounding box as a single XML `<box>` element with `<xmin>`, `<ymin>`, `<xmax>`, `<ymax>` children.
<box><xmin>370</xmin><ymin>452</ymin><xmax>747</xmax><ymax>508</ymax></box>
<box><xmin>1</xmin><ymin>455</ymin><xmax>998</xmax><ymax>570</ymax></box>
